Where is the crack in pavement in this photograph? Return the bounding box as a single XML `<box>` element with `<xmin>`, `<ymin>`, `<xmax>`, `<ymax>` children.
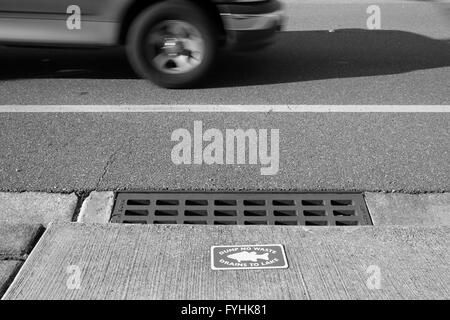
<box><xmin>95</xmin><ymin>137</ymin><xmax>133</xmax><ymax>189</ymax></box>
<box><xmin>0</xmin><ymin>255</ymin><xmax>27</xmax><ymax>262</ymax></box>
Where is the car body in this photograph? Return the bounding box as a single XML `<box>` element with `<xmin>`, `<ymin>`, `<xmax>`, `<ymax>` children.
<box><xmin>0</xmin><ymin>0</ymin><xmax>285</xmax><ymax>87</ymax></box>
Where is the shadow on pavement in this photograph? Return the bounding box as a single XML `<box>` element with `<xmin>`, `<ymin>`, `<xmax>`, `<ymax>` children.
<box><xmin>0</xmin><ymin>29</ymin><xmax>449</xmax><ymax>87</ymax></box>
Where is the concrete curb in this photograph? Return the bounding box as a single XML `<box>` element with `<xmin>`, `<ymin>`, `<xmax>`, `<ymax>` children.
<box><xmin>77</xmin><ymin>192</ymin><xmax>114</xmax><ymax>224</ymax></box>
<box><xmin>2</xmin><ymin>191</ymin><xmax>449</xmax><ymax>226</ymax></box>
<box><xmin>75</xmin><ymin>191</ymin><xmax>450</xmax><ymax>226</ymax></box>
<box><xmin>0</xmin><ymin>192</ymin><xmax>78</xmax><ymax>226</ymax></box>
<box><xmin>364</xmin><ymin>192</ymin><xmax>450</xmax><ymax>226</ymax></box>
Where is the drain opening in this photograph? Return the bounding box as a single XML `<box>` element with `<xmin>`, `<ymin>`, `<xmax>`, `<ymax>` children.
<box><xmin>274</xmin><ymin>210</ymin><xmax>296</xmax><ymax>216</ymax></box>
<box><xmin>111</xmin><ymin>192</ymin><xmax>372</xmax><ymax>226</ymax></box>
<box><xmin>127</xmin><ymin>199</ymin><xmax>150</xmax><ymax>206</ymax></box>
<box><xmin>186</xmin><ymin>200</ymin><xmax>208</xmax><ymax>206</ymax></box>
<box><xmin>215</xmin><ymin>200</ymin><xmax>236</xmax><ymax>206</ymax></box>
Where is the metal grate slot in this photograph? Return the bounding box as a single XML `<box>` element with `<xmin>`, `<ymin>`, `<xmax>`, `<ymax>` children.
<box><xmin>124</xmin><ymin>220</ymin><xmax>147</xmax><ymax>224</ymax></box>
<box><xmin>214</xmin><ymin>210</ymin><xmax>237</xmax><ymax>216</ymax></box>
<box><xmin>111</xmin><ymin>192</ymin><xmax>373</xmax><ymax>226</ymax></box>
<box><xmin>127</xmin><ymin>199</ymin><xmax>150</xmax><ymax>206</ymax></box>
<box><xmin>185</xmin><ymin>210</ymin><xmax>208</xmax><ymax>216</ymax></box>
<box><xmin>303</xmin><ymin>210</ymin><xmax>326</xmax><ymax>216</ymax></box>
<box><xmin>156</xmin><ymin>199</ymin><xmax>179</xmax><ymax>206</ymax></box>
<box><xmin>245</xmin><ymin>221</ymin><xmax>268</xmax><ymax>225</ymax></box>
<box><xmin>185</xmin><ymin>200</ymin><xmax>208</xmax><ymax>206</ymax></box>
<box><xmin>302</xmin><ymin>200</ymin><xmax>324</xmax><ymax>206</ymax></box>
<box><xmin>124</xmin><ymin>210</ymin><xmax>148</xmax><ymax>216</ymax></box>
<box><xmin>336</xmin><ymin>220</ymin><xmax>358</xmax><ymax>226</ymax></box>
<box><xmin>331</xmin><ymin>200</ymin><xmax>353</xmax><ymax>206</ymax></box>
<box><xmin>273</xmin><ymin>199</ymin><xmax>295</xmax><ymax>206</ymax></box>
<box><xmin>215</xmin><ymin>200</ymin><xmax>237</xmax><ymax>206</ymax></box>
<box><xmin>244</xmin><ymin>200</ymin><xmax>266</xmax><ymax>206</ymax></box>
<box><xmin>275</xmin><ymin>221</ymin><xmax>298</xmax><ymax>225</ymax></box>
<box><xmin>184</xmin><ymin>221</ymin><xmax>207</xmax><ymax>225</ymax></box>
<box><xmin>333</xmin><ymin>210</ymin><xmax>356</xmax><ymax>216</ymax></box>
<box><xmin>244</xmin><ymin>210</ymin><xmax>267</xmax><ymax>216</ymax></box>
<box><xmin>274</xmin><ymin>210</ymin><xmax>296</xmax><ymax>216</ymax></box>
<box><xmin>305</xmin><ymin>220</ymin><xmax>328</xmax><ymax>226</ymax></box>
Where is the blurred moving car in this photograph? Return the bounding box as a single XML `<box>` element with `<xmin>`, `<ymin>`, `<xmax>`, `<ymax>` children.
<box><xmin>0</xmin><ymin>0</ymin><xmax>285</xmax><ymax>88</ymax></box>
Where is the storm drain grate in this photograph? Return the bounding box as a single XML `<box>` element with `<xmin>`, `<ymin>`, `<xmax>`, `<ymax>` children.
<box><xmin>111</xmin><ymin>192</ymin><xmax>372</xmax><ymax>226</ymax></box>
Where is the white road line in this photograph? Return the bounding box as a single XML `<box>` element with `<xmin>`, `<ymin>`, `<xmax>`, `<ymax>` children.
<box><xmin>0</xmin><ymin>105</ymin><xmax>448</xmax><ymax>113</ymax></box>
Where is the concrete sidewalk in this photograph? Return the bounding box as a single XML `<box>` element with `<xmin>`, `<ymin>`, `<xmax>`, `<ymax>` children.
<box><xmin>3</xmin><ymin>223</ymin><xmax>449</xmax><ymax>300</ymax></box>
<box><xmin>0</xmin><ymin>192</ymin><xmax>77</xmax><ymax>225</ymax></box>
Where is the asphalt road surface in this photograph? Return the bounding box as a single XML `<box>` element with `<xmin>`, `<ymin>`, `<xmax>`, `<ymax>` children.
<box><xmin>0</xmin><ymin>112</ymin><xmax>448</xmax><ymax>193</ymax></box>
<box><xmin>0</xmin><ymin>0</ymin><xmax>449</xmax><ymax>105</ymax></box>
<box><xmin>0</xmin><ymin>1</ymin><xmax>448</xmax><ymax>193</ymax></box>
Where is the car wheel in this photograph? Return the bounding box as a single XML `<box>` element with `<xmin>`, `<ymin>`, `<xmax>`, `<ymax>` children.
<box><xmin>126</xmin><ymin>0</ymin><xmax>218</xmax><ymax>88</ymax></box>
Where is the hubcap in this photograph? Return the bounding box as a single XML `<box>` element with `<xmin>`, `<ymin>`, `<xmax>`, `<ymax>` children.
<box><xmin>146</xmin><ymin>20</ymin><xmax>205</xmax><ymax>74</ymax></box>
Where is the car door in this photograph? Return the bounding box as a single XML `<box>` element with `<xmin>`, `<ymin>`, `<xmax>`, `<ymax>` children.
<box><xmin>0</xmin><ymin>0</ymin><xmax>104</xmax><ymax>17</ymax></box>
<box><xmin>0</xmin><ymin>0</ymin><xmax>128</xmax><ymax>45</ymax></box>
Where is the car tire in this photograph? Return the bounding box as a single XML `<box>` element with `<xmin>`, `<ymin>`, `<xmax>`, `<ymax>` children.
<box><xmin>126</xmin><ymin>0</ymin><xmax>218</xmax><ymax>88</ymax></box>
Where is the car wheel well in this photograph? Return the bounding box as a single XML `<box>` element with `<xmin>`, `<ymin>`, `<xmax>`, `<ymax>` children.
<box><xmin>119</xmin><ymin>0</ymin><xmax>226</xmax><ymax>45</ymax></box>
